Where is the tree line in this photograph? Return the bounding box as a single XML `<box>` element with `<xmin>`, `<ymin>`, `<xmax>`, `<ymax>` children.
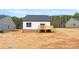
<box><xmin>11</xmin><ymin>12</ymin><xmax>79</xmax><ymax>28</ymax></box>
<box><xmin>11</xmin><ymin>16</ymin><xmax>22</xmax><ymax>29</ymax></box>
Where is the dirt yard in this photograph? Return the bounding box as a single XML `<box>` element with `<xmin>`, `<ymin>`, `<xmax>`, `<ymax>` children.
<box><xmin>0</xmin><ymin>28</ymin><xmax>79</xmax><ymax>49</ymax></box>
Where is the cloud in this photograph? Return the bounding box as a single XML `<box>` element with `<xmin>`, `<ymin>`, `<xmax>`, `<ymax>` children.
<box><xmin>0</xmin><ymin>9</ymin><xmax>78</xmax><ymax>17</ymax></box>
<box><xmin>5</xmin><ymin>9</ymin><xmax>27</xmax><ymax>17</ymax></box>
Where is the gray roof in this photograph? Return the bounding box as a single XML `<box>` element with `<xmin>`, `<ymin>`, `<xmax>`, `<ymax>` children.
<box><xmin>0</xmin><ymin>15</ymin><xmax>9</xmax><ymax>19</ymax></box>
<box><xmin>23</xmin><ymin>15</ymin><xmax>51</xmax><ymax>22</ymax></box>
<box><xmin>73</xmin><ymin>18</ymin><xmax>79</xmax><ymax>21</ymax></box>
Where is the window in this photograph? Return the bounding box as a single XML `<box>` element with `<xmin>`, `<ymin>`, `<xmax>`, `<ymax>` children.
<box><xmin>8</xmin><ymin>25</ymin><xmax>9</xmax><ymax>29</ymax></box>
<box><xmin>26</xmin><ymin>22</ymin><xmax>31</xmax><ymax>27</ymax></box>
<box><xmin>73</xmin><ymin>23</ymin><xmax>76</xmax><ymax>26</ymax></box>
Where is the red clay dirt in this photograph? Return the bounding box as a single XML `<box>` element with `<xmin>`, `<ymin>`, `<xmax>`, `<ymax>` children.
<box><xmin>0</xmin><ymin>28</ymin><xmax>79</xmax><ymax>49</ymax></box>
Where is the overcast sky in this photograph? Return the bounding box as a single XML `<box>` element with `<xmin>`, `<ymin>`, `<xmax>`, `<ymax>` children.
<box><xmin>0</xmin><ymin>9</ymin><xmax>78</xmax><ymax>17</ymax></box>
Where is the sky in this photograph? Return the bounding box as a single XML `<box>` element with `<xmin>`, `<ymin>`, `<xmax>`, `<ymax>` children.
<box><xmin>0</xmin><ymin>9</ymin><xmax>79</xmax><ymax>18</ymax></box>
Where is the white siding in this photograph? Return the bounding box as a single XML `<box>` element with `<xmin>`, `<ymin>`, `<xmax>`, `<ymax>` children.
<box><xmin>65</xmin><ymin>18</ymin><xmax>79</xmax><ymax>27</ymax></box>
<box><xmin>23</xmin><ymin>21</ymin><xmax>50</xmax><ymax>29</ymax></box>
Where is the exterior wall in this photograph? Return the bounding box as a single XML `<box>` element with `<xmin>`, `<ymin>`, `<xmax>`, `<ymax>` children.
<box><xmin>23</xmin><ymin>21</ymin><xmax>50</xmax><ymax>29</ymax></box>
<box><xmin>0</xmin><ymin>17</ymin><xmax>16</xmax><ymax>32</ymax></box>
<box><xmin>65</xmin><ymin>18</ymin><xmax>79</xmax><ymax>27</ymax></box>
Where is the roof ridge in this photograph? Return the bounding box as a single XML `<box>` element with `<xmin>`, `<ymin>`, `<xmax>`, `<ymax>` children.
<box><xmin>23</xmin><ymin>15</ymin><xmax>51</xmax><ymax>21</ymax></box>
<box><xmin>0</xmin><ymin>15</ymin><xmax>9</xmax><ymax>19</ymax></box>
<box><xmin>71</xmin><ymin>18</ymin><xmax>79</xmax><ymax>21</ymax></box>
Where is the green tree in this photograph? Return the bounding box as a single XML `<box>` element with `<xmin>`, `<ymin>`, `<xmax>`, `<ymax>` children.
<box><xmin>73</xmin><ymin>12</ymin><xmax>79</xmax><ymax>18</ymax></box>
<box><xmin>11</xmin><ymin>16</ymin><xmax>22</xmax><ymax>29</ymax></box>
<box><xmin>50</xmin><ymin>15</ymin><xmax>72</xmax><ymax>28</ymax></box>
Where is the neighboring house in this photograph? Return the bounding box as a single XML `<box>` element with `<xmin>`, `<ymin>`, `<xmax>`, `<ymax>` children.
<box><xmin>65</xmin><ymin>18</ymin><xmax>79</xmax><ymax>28</ymax></box>
<box><xmin>0</xmin><ymin>15</ymin><xmax>16</xmax><ymax>32</ymax></box>
<box><xmin>22</xmin><ymin>15</ymin><xmax>51</xmax><ymax>31</ymax></box>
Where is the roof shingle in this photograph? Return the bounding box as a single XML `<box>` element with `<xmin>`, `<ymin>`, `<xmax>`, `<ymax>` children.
<box><xmin>23</xmin><ymin>15</ymin><xmax>51</xmax><ymax>22</ymax></box>
<box><xmin>72</xmin><ymin>18</ymin><xmax>79</xmax><ymax>21</ymax></box>
<box><xmin>0</xmin><ymin>15</ymin><xmax>8</xmax><ymax>19</ymax></box>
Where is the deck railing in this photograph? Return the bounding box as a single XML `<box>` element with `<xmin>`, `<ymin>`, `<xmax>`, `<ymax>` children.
<box><xmin>38</xmin><ymin>25</ymin><xmax>54</xmax><ymax>32</ymax></box>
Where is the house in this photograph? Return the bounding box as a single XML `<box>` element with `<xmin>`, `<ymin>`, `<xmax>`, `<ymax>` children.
<box><xmin>0</xmin><ymin>15</ymin><xmax>16</xmax><ymax>32</ymax></box>
<box><xmin>65</xmin><ymin>18</ymin><xmax>79</xmax><ymax>28</ymax></box>
<box><xmin>22</xmin><ymin>15</ymin><xmax>51</xmax><ymax>31</ymax></box>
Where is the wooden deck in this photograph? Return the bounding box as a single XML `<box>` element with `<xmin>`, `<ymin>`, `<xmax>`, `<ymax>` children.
<box><xmin>38</xmin><ymin>25</ymin><xmax>54</xmax><ymax>33</ymax></box>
